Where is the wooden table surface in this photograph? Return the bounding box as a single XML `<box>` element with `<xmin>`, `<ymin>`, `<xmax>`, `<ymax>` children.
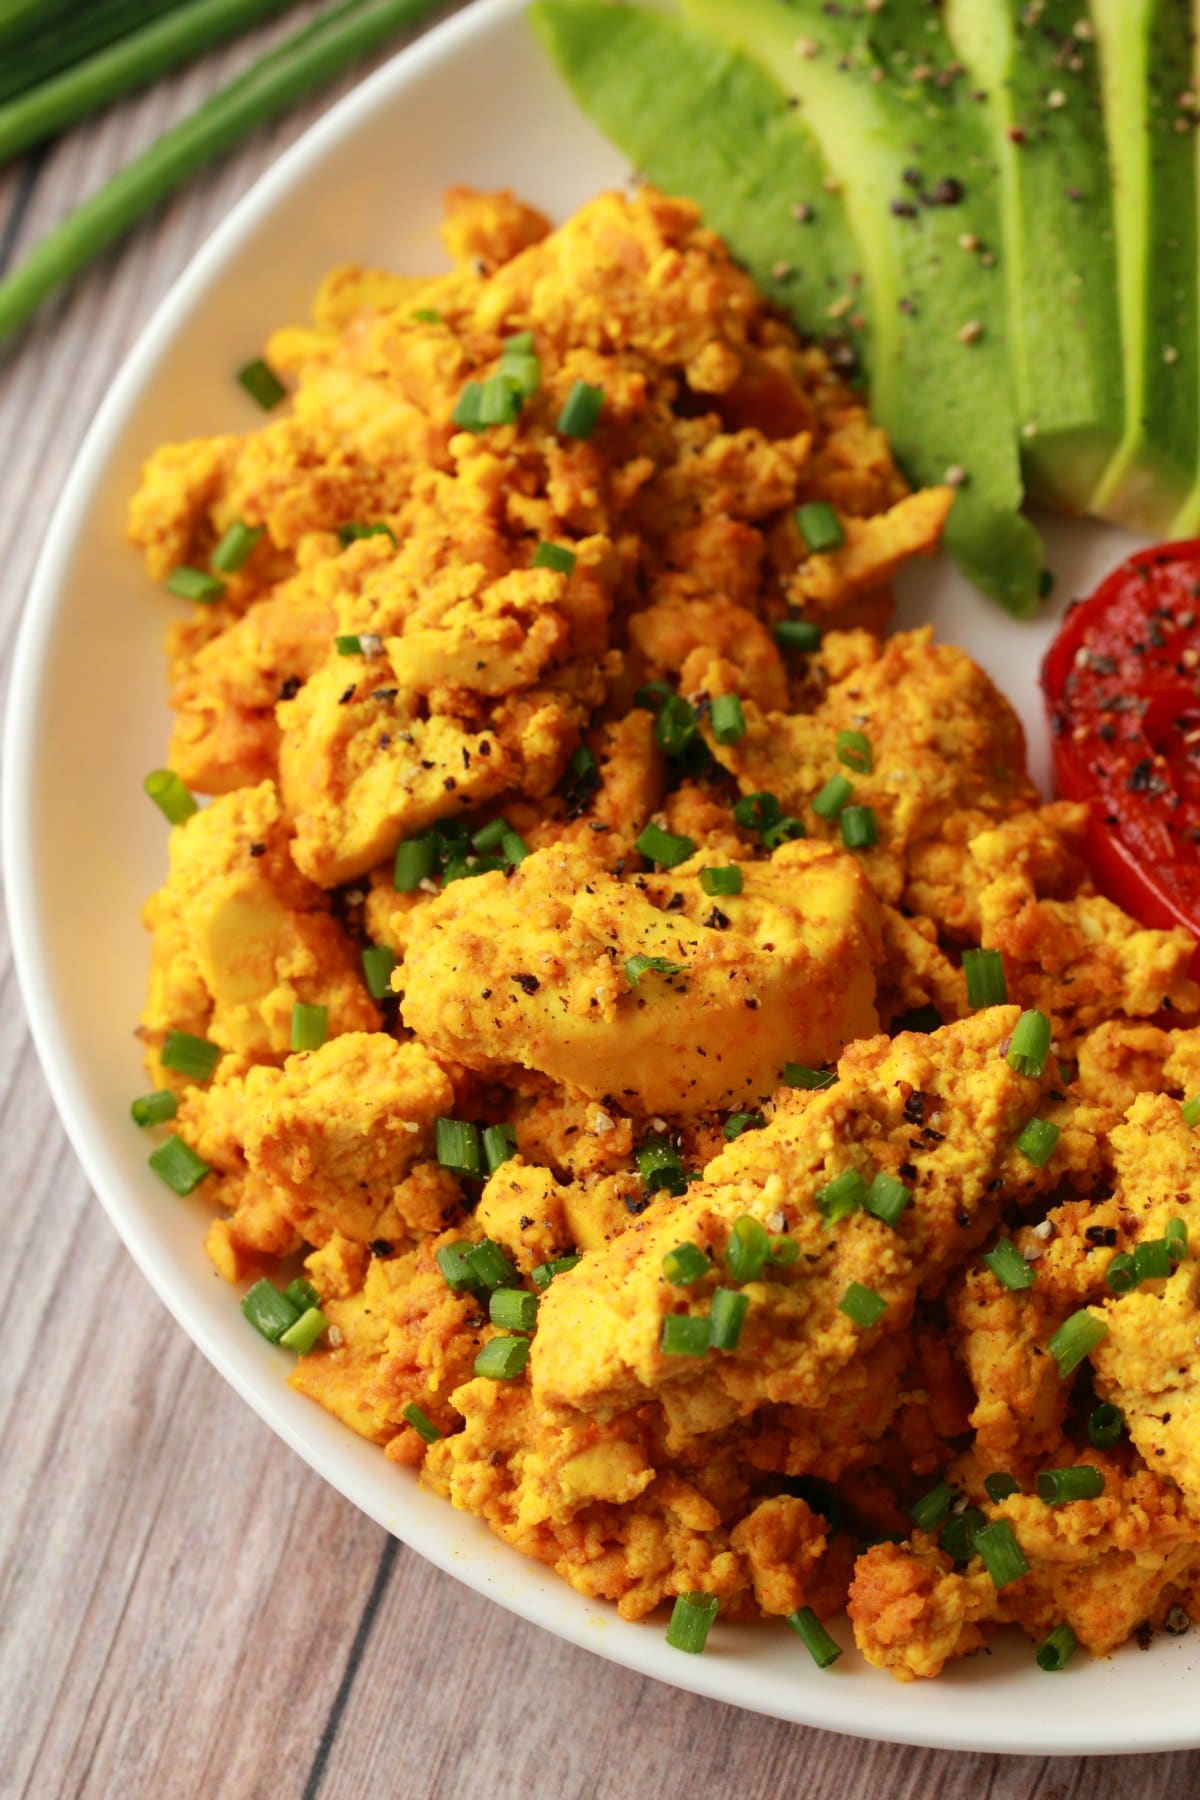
<box><xmin>1</xmin><ymin>7</ymin><xmax>1198</xmax><ymax>1796</ymax></box>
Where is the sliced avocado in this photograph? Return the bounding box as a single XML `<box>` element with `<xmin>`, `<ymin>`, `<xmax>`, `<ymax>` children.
<box><xmin>681</xmin><ymin>0</ymin><xmax>1044</xmax><ymax>616</ymax></box>
<box><xmin>945</xmin><ymin>0</ymin><xmax>1123</xmax><ymax>515</ymax></box>
<box><xmin>530</xmin><ymin>2</ymin><xmax>868</xmax><ymax>358</ymax></box>
<box><xmin>1090</xmin><ymin>0</ymin><xmax>1198</xmax><ymax>533</ymax></box>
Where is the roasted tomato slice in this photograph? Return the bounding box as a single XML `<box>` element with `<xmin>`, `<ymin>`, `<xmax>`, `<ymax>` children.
<box><xmin>1042</xmin><ymin>539</ymin><xmax>1200</xmax><ymax>953</ymax></box>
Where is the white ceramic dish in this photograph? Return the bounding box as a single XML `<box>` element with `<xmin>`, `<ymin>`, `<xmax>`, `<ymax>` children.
<box><xmin>5</xmin><ymin>0</ymin><xmax>1196</xmax><ymax>1754</ymax></box>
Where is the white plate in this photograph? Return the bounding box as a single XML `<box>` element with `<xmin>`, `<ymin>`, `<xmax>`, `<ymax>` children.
<box><xmin>5</xmin><ymin>0</ymin><xmax>1194</xmax><ymax>1755</ymax></box>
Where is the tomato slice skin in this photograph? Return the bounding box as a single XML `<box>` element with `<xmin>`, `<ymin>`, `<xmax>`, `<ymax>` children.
<box><xmin>1042</xmin><ymin>539</ymin><xmax>1200</xmax><ymax>958</ymax></box>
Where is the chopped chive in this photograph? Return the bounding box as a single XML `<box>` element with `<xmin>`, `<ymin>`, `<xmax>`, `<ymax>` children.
<box><xmin>655</xmin><ymin>693</ymin><xmax>699</xmax><ymax>758</ymax></box>
<box><xmin>817</xmin><ymin>1169</ymin><xmax>868</xmax><ymax>1223</ymax></box>
<box><xmin>939</xmin><ymin>1506</ymin><xmax>986</xmax><ymax>1562</ymax></box>
<box><xmin>471</xmin><ymin>817</ymin><xmax>510</xmax><ymax>854</ymax></box>
<box><xmin>1182</xmin><ymin>1094</ymin><xmax>1200</xmax><ymax>1127</ymax></box>
<box><xmin>394</xmin><ymin>834</ymin><xmax>437</xmax><ymax>892</ymax></box>
<box><xmin>710</xmin><ymin>694</ymin><xmax>746</xmax><ymax>744</ymax></box>
<box><xmin>411</xmin><ymin>308</ymin><xmax>442</xmax><ymax>324</ymax></box>
<box><xmin>723</xmin><ymin>1110</ymin><xmax>765</xmax><ymax>1141</ymax></box>
<box><xmin>502</xmin><ymin>330</ymin><xmax>535</xmax><ymax>353</ymax></box>
<box><xmin>335</xmin><ymin>635</ymin><xmax>363</xmax><ymax>655</ymax></box>
<box><xmin>972</xmin><ymin>1518</ymin><xmax>1030</xmax><ymax>1588</ymax></box>
<box><xmin>963</xmin><ymin>947</ymin><xmax>1008</xmax><ymax>1009</ymax></box>
<box><xmin>531</xmin><ymin>1255</ymin><xmax>581</xmax><ymax>1290</ymax></box>
<box><xmin>762</xmin><ymin>815</ymin><xmax>807</xmax><ymax>849</ymax></box>
<box><xmin>1166</xmin><ymin>1217</ymin><xmax>1189</xmax><ymax>1262</ymax></box>
<box><xmin>1047</xmin><ymin>1309</ymin><xmax>1108</xmax><ymax>1378</ymax></box>
<box><xmin>451</xmin><ymin>379</ymin><xmax>486</xmax><ymax>431</ymax></box>
<box><xmin>478</xmin><ymin>371</ymin><xmax>524</xmax><ymax>426</ymax></box>
<box><xmin>556</xmin><ymin>379</ymin><xmax>605</xmax><ymax>439</ymax></box>
<box><xmin>635</xmin><ymin>822</ymin><xmax>695</xmax><ymax>868</ymax></box>
<box><xmin>1104</xmin><ymin>1252</ymin><xmax>1137</xmax><ymax>1295</ymax></box>
<box><xmin>130</xmin><ymin>1089</ymin><xmax>178</xmax><ymax>1128</ymax></box>
<box><xmin>435</xmin><ymin>1118</ymin><xmax>483</xmax><ymax>1178</ymax></box>
<box><xmin>840</xmin><ymin>805</ymin><xmax>878</xmax><ymax>849</ymax></box>
<box><xmin>661</xmin><ymin>1314</ymin><xmax>710</xmax><ymax>1356</ymax></box>
<box><xmin>1006</xmin><ymin>1009</ymin><xmax>1052</xmax><ymax>1078</ymax></box>
<box><xmin>1017</xmin><ymin>1118</ymin><xmax>1060</xmax><ymax>1167</ymax></box>
<box><xmin>401</xmin><ymin>1401</ymin><xmax>441</xmax><ymax>1443</ymax></box>
<box><xmin>633</xmin><ymin>680</ymin><xmax>672</xmax><ymax>714</ymax></box>
<box><xmin>149</xmin><ymin>1135</ymin><xmax>212</xmax><ymax>1196</ymax></box>
<box><xmin>436</xmin><ymin>1241</ymin><xmax>482</xmax><ymax>1294</ymax></box>
<box><xmin>143</xmin><ymin>767</ymin><xmax>197</xmax><ymax>825</ymax></box>
<box><xmin>984</xmin><ymin>1472</ymin><xmax>1020</xmax><ymax>1503</ymax></box>
<box><xmin>724</xmin><ymin>1215</ymin><xmax>771</xmax><ymax>1284</ymax></box>
<box><xmin>279</xmin><ymin>1305</ymin><xmax>328</xmax><ymax>1354</ymax></box>
<box><xmin>495</xmin><ymin>830</ymin><xmax>526</xmax><ymax>867</ymax></box>
<box><xmin>1087</xmin><ymin>1403</ymin><xmax>1123</xmax><ymax>1449</ymax></box>
<box><xmin>474</xmin><ymin>1335</ymin><xmax>531</xmax><ymax>1380</ymax></box>
<box><xmin>625</xmin><ymin>953</ymin><xmax>687</xmax><ymax>987</ymax></box>
<box><xmin>489</xmin><ymin>1288</ymin><xmax>538</xmax><ymax>1332</ymax></box>
<box><xmin>782</xmin><ymin>1063</ymin><xmax>836</xmax><ymax>1091</ymax></box>
<box><xmin>773</xmin><ymin>618</ymin><xmax>821</xmax><ymax>652</ymax></box>
<box><xmin>769</xmin><ymin>1235</ymin><xmax>799</xmax><ymax>1267</ymax></box>
<box><xmin>161</xmin><ymin>1030</ymin><xmax>220</xmax><ymax>1082</ymax></box>
<box><xmin>662</xmin><ymin>1243</ymin><xmax>712</xmax><ymax>1285</ymax></box>
<box><xmin>732</xmin><ymin>791</ymin><xmax>782</xmax><ymax>832</ymax></box>
<box><xmin>786</xmin><ymin>1607</ymin><xmax>842</xmax><ymax>1668</ymax></box>
<box><xmin>865</xmin><ymin>1171</ymin><xmax>912</xmax><ymax>1228</ymax></box>
<box><xmin>812</xmin><ymin>773</ymin><xmax>853</xmax><ymax>819</ymax></box>
<box><xmin>795</xmin><ymin>500</ymin><xmax>844</xmax><ymax>553</ymax></box>
<box><xmin>637</xmin><ymin>1135</ymin><xmax>685</xmax><ymax>1194</ymax></box>
<box><xmin>237</xmin><ymin>357</ymin><xmax>286</xmax><ymax>410</ymax></box>
<box><xmin>838</xmin><ymin>1281</ymin><xmax>887</xmax><ymax>1328</ymax></box>
<box><xmin>482</xmin><ymin>1123</ymin><xmax>518</xmax><ymax>1174</ymax></box>
<box><xmin>211</xmin><ymin>520</ymin><xmax>264</xmax><ymax>574</ymax></box>
<box><xmin>362</xmin><ymin>943</ymin><xmax>396</xmax><ymax>1001</ymax></box>
<box><xmin>284</xmin><ymin>1278</ymin><xmax>320</xmax><ymax>1313</ymax></box>
<box><xmin>1036</xmin><ymin>1624</ymin><xmax>1077</xmax><ymax>1672</ymax></box>
<box><xmin>498</xmin><ymin>351</ymin><xmax>540</xmax><ymax>398</ymax></box>
<box><xmin>836</xmin><ymin>729</ymin><xmax>872</xmax><ymax>773</ymax></box>
<box><xmin>290</xmin><ymin>1003</ymin><xmax>327</xmax><ymax>1053</ymax></box>
<box><xmin>709</xmin><ymin>1287</ymin><xmax>750</xmax><ymax>1351</ymax></box>
<box><xmin>982</xmin><ymin>1237</ymin><xmax>1035</xmax><ymax>1291</ymax></box>
<box><xmin>442</xmin><ymin>853</ymin><xmax>504</xmax><ymax>886</ymax></box>
<box><xmin>531</xmin><ymin>541</ymin><xmax>575</xmax><ymax>574</ymax></box>
<box><xmin>241</xmin><ymin>1278</ymin><xmax>300</xmax><ymax>1342</ymax></box>
<box><xmin>909</xmin><ymin>1480</ymin><xmax>955</xmax><ymax>1532</ymax></box>
<box><xmin>1133</xmin><ymin>1238</ymin><xmax>1172</xmax><ymax>1282</ymax></box>
<box><xmin>1035</xmin><ymin>1465</ymin><xmax>1105</xmax><ymax>1506</ymax></box>
<box><xmin>565</xmin><ymin>744</ymin><xmax>599</xmax><ymax>796</ymax></box>
<box><xmin>666</xmin><ymin>1591</ymin><xmax>719</xmax><ymax>1653</ymax></box>
<box><xmin>337</xmin><ymin>521</ymin><xmax>397</xmax><ymax>548</ymax></box>
<box><xmin>699</xmin><ymin>865</ymin><xmax>744</xmax><ymax>897</ymax></box>
<box><xmin>465</xmin><ymin>1240</ymin><xmax>519</xmax><ymax>1291</ymax></box>
<box><xmin>166</xmin><ymin>564</ymin><xmax>225</xmax><ymax>603</ymax></box>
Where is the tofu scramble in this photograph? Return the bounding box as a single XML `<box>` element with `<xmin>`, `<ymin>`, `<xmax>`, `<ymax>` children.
<box><xmin>130</xmin><ymin>186</ymin><xmax>1200</xmax><ymax>1679</ymax></box>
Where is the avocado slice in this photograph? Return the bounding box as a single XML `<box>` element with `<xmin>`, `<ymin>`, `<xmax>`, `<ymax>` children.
<box><xmin>681</xmin><ymin>0</ymin><xmax>1044</xmax><ymax>616</ymax></box>
<box><xmin>944</xmin><ymin>0</ymin><xmax>1123</xmax><ymax>516</ymax></box>
<box><xmin>1090</xmin><ymin>0</ymin><xmax>1198</xmax><ymax>533</ymax></box>
<box><xmin>529</xmin><ymin>2</ymin><xmax>868</xmax><ymax>359</ymax></box>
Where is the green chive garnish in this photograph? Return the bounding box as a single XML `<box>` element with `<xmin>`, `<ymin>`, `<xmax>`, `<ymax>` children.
<box><xmin>465</xmin><ymin>1240</ymin><xmax>519</xmax><ymax>1292</ymax></box>
<box><xmin>1182</xmin><ymin>1094</ymin><xmax>1200</xmax><ymax>1127</ymax></box>
<box><xmin>865</xmin><ymin>1171</ymin><xmax>912</xmax><ymax>1228</ymax></box>
<box><xmin>812</xmin><ymin>773</ymin><xmax>853</xmax><ymax>819</ymax></box>
<box><xmin>435</xmin><ymin>1118</ymin><xmax>483</xmax><ymax>1178</ymax></box>
<box><xmin>786</xmin><ymin>1606</ymin><xmax>842</xmax><ymax>1668</ymax></box>
<box><xmin>1036</xmin><ymin>1624</ymin><xmax>1077</xmax><ymax>1671</ymax></box>
<box><xmin>723</xmin><ymin>1111</ymin><xmax>765</xmax><ymax>1141</ymax></box>
<box><xmin>708</xmin><ymin>1287</ymin><xmax>750</xmax><ymax>1351</ymax></box>
<box><xmin>451</xmin><ymin>380</ymin><xmax>486</xmax><ymax>431</ymax></box>
<box><xmin>237</xmin><ymin>357</ymin><xmax>286</xmax><ymax>410</ymax></box>
<box><xmin>279</xmin><ymin>1305</ymin><xmax>328</xmax><ymax>1354</ymax></box>
<box><xmin>1105</xmin><ymin>1252</ymin><xmax>1137</xmax><ymax>1295</ymax></box>
<box><xmin>401</xmin><ymin>1402</ymin><xmax>441</xmax><ymax>1443</ymax></box>
<box><xmin>1166</xmin><ymin>1217</ymin><xmax>1190</xmax><ymax>1262</ymax></box>
<box><xmin>1133</xmin><ymin>1238</ymin><xmax>1172</xmax><ymax>1282</ymax></box>
<box><xmin>838</xmin><ymin>1281</ymin><xmax>887</xmax><ymax>1328</ymax></box>
<box><xmin>411</xmin><ymin>308</ymin><xmax>442</xmax><ymax>324</ymax></box>
<box><xmin>711</xmin><ymin>694</ymin><xmax>746</xmax><ymax>744</ymax></box>
<box><xmin>501</xmin><ymin>830</ymin><xmax>529</xmax><ymax>866</ymax></box>
<box><xmin>963</xmin><ymin>947</ymin><xmax>1008</xmax><ymax>1009</ymax></box>
<box><xmin>666</xmin><ymin>1591</ymin><xmax>719</xmax><ymax>1653</ymax></box>
<box><xmin>984</xmin><ymin>1472</ymin><xmax>1020</xmax><ymax>1503</ymax></box>
<box><xmin>211</xmin><ymin>520</ymin><xmax>264</xmax><ymax>573</ymax></box>
<box><xmin>1047</xmin><ymin>1309</ymin><xmax>1108</xmax><ymax>1378</ymax></box>
<box><xmin>130</xmin><ymin>1089</ymin><xmax>178</xmax><ymax>1128</ymax></box>
<box><xmin>362</xmin><ymin>943</ymin><xmax>396</xmax><ymax>1001</ymax></box>
<box><xmin>840</xmin><ymin>805</ymin><xmax>878</xmax><ymax>849</ymax></box>
<box><xmin>532</xmin><ymin>541</ymin><xmax>575</xmax><ymax>574</ymax></box>
<box><xmin>982</xmin><ymin>1238</ymin><xmax>1035</xmax><ymax>1291</ymax></box>
<box><xmin>161</xmin><ymin>1030</ymin><xmax>220</xmax><ymax>1082</ymax></box>
<box><xmin>796</xmin><ymin>500</ymin><xmax>844</xmax><ymax>553</ymax></box>
<box><xmin>699</xmin><ymin>866</ymin><xmax>744</xmax><ymax>897</ymax></box>
<box><xmin>478</xmin><ymin>372</ymin><xmax>524</xmax><ymax>426</ymax></box>
<box><xmin>1035</xmin><ymin>1465</ymin><xmax>1105</xmax><ymax>1506</ymax></box>
<box><xmin>661</xmin><ymin>1314</ymin><xmax>710</xmax><ymax>1356</ymax></box>
<box><xmin>435</xmin><ymin>1241</ymin><xmax>481</xmax><ymax>1294</ymax></box>
<box><xmin>972</xmin><ymin>1519</ymin><xmax>1030</xmax><ymax>1588</ymax></box>
<box><xmin>662</xmin><ymin>1243</ymin><xmax>712</xmax><ymax>1285</ymax></box>
<box><xmin>471</xmin><ymin>816</ymin><xmax>510</xmax><ymax>855</ymax></box>
<box><xmin>556</xmin><ymin>380</ymin><xmax>605</xmax><ymax>439</ymax></box>
<box><xmin>335</xmin><ymin>635</ymin><xmax>363</xmax><ymax>655</ymax></box>
<box><xmin>143</xmin><ymin>768</ymin><xmax>198</xmax><ymax>825</ymax></box>
<box><xmin>166</xmin><ymin>564</ymin><xmax>225</xmax><ymax>603</ymax></box>
<box><xmin>817</xmin><ymin>1169</ymin><xmax>867</xmax><ymax>1223</ymax></box>
<box><xmin>530</xmin><ymin>1255</ymin><xmax>581</xmax><ymax>1290</ymax></box>
<box><xmin>781</xmin><ymin>1063</ymin><xmax>836</xmax><ymax>1090</ymax></box>
<box><xmin>939</xmin><ymin>1506</ymin><xmax>987</xmax><ymax>1563</ymax></box>
<box><xmin>732</xmin><ymin>791</ymin><xmax>782</xmax><ymax>832</ymax></box>
<box><xmin>909</xmin><ymin>1481</ymin><xmax>955</xmax><ymax>1532</ymax></box>
<box><xmin>773</xmin><ymin>618</ymin><xmax>822</xmax><ymax>652</ymax></box>
<box><xmin>724</xmin><ymin>1216</ymin><xmax>771</xmax><ymax>1284</ymax></box>
<box><xmin>337</xmin><ymin>521</ymin><xmax>396</xmax><ymax>548</ymax></box>
<box><xmin>1006</xmin><ymin>1009</ymin><xmax>1052</xmax><ymax>1078</ymax></box>
<box><xmin>241</xmin><ymin>1278</ymin><xmax>300</xmax><ymax>1342</ymax></box>
<box><xmin>762</xmin><ymin>815</ymin><xmax>807</xmax><ymax>849</ymax></box>
<box><xmin>625</xmin><ymin>954</ymin><xmax>687</xmax><ymax>987</ymax></box>
<box><xmin>394</xmin><ymin>834</ymin><xmax>437</xmax><ymax>892</ymax></box>
<box><xmin>149</xmin><ymin>1135</ymin><xmax>212</xmax><ymax>1195</ymax></box>
<box><xmin>290</xmin><ymin>1003</ymin><xmax>327</xmax><ymax>1053</ymax></box>
<box><xmin>1017</xmin><ymin>1118</ymin><xmax>1060</xmax><ymax>1167</ymax></box>
<box><xmin>284</xmin><ymin>1279</ymin><xmax>320</xmax><ymax>1312</ymax></box>
<box><xmin>482</xmin><ymin>1123</ymin><xmax>518</xmax><ymax>1174</ymax></box>
<box><xmin>635</xmin><ymin>823</ymin><xmax>695</xmax><ymax>868</ymax></box>
<box><xmin>474</xmin><ymin>1335</ymin><xmax>531</xmax><ymax>1379</ymax></box>
<box><xmin>1087</xmin><ymin>1403</ymin><xmax>1123</xmax><ymax>1449</ymax></box>
<box><xmin>836</xmin><ymin>729</ymin><xmax>872</xmax><ymax>773</ymax></box>
<box><xmin>637</xmin><ymin>1135</ymin><xmax>685</xmax><ymax>1194</ymax></box>
<box><xmin>655</xmin><ymin>694</ymin><xmax>699</xmax><ymax>759</ymax></box>
<box><xmin>489</xmin><ymin>1288</ymin><xmax>538</xmax><ymax>1332</ymax></box>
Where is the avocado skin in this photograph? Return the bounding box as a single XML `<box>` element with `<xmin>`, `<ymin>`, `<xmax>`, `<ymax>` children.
<box><xmin>683</xmin><ymin>0</ymin><xmax>1043</xmax><ymax>617</ymax></box>
<box><xmin>946</xmin><ymin>0</ymin><xmax>1123</xmax><ymax>516</ymax></box>
<box><xmin>1092</xmin><ymin>0</ymin><xmax>1198</xmax><ymax>534</ymax></box>
<box><xmin>530</xmin><ymin>1</ymin><xmax>867</xmax><ymax>361</ymax></box>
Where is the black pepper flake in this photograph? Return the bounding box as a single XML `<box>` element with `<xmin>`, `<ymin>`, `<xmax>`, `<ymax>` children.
<box><xmin>1085</xmin><ymin>1225</ymin><xmax>1118</xmax><ymax>1246</ymax></box>
<box><xmin>665</xmin><ymin>892</ymin><xmax>686</xmax><ymax>912</ymax></box>
<box><xmin>369</xmin><ymin>1238</ymin><xmax>395</xmax><ymax>1258</ymax></box>
<box><xmin>481</xmin><ymin>988</ymin><xmax>492</xmax><ymax>999</ymax></box>
<box><xmin>443</xmin><ymin>777</ymin><xmax>458</xmax><ymax>792</ymax></box>
<box><xmin>512</xmin><ymin>973</ymin><xmax>540</xmax><ymax>994</ymax></box>
<box><xmin>955</xmin><ymin>1211</ymin><xmax>971</xmax><ymax>1228</ymax></box>
<box><xmin>891</xmin><ymin>199</ymin><xmax>918</xmax><ymax>218</ymax></box>
<box><xmin>625</xmin><ymin>1195</ymin><xmax>651</xmax><ymax>1217</ymax></box>
<box><xmin>249</xmin><ymin>841</ymin><xmax>266</xmax><ymax>858</ymax></box>
<box><xmin>931</xmin><ymin>176</ymin><xmax>965</xmax><ymax>205</ymax></box>
<box><xmin>371</xmin><ymin>687</ymin><xmax>398</xmax><ymax>702</ymax></box>
<box><xmin>518</xmin><ymin>1215</ymin><xmax>533</xmax><ymax>1230</ymax></box>
<box><xmin>921</xmin><ymin>1125</ymin><xmax>946</xmax><ymax>1143</ymax></box>
<box><xmin>903</xmin><ymin>1091</ymin><xmax>927</xmax><ymax>1124</ymax></box>
<box><xmin>899</xmin><ymin>1163</ymin><xmax>918</xmax><ymax>1182</ymax></box>
<box><xmin>338</xmin><ymin>685</ymin><xmax>356</xmax><ymax>705</ymax></box>
<box><xmin>705</xmin><ymin>908</ymin><xmax>731</xmax><ymax>930</ymax></box>
<box><xmin>278</xmin><ymin>675</ymin><xmax>301</xmax><ymax>701</ymax></box>
<box><xmin>1128</xmin><ymin>759</ymin><xmax>1155</xmax><ymax>793</ymax></box>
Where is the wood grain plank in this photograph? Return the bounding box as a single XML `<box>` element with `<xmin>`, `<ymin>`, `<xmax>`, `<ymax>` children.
<box><xmin>2</xmin><ymin>6</ymin><xmax>1200</xmax><ymax>1797</ymax></box>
